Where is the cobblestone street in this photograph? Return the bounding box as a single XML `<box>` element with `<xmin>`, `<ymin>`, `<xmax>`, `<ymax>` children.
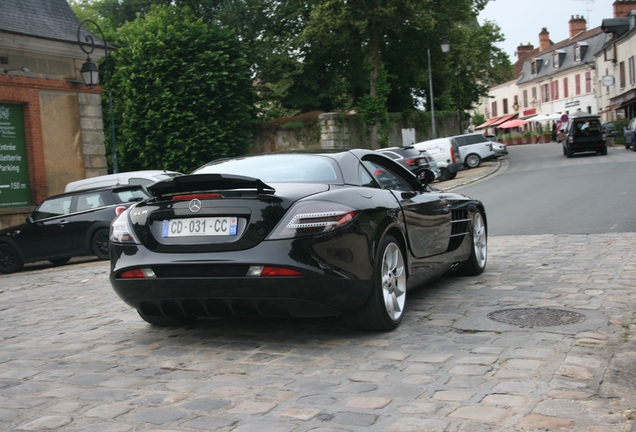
<box><xmin>1</xmin><ymin>233</ymin><xmax>636</xmax><ymax>431</ymax></box>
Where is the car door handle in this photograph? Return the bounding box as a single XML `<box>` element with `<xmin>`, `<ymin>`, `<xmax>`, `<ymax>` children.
<box><xmin>58</xmin><ymin>219</ymin><xmax>70</xmax><ymax>226</ymax></box>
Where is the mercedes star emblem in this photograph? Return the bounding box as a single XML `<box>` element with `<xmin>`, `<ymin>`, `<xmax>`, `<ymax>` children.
<box><xmin>188</xmin><ymin>199</ymin><xmax>202</xmax><ymax>213</ymax></box>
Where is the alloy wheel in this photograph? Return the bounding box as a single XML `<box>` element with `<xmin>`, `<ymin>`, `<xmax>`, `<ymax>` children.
<box><xmin>381</xmin><ymin>242</ymin><xmax>406</xmax><ymax>321</ymax></box>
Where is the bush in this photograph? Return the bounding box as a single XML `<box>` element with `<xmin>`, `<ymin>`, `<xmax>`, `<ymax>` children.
<box><xmin>110</xmin><ymin>6</ymin><xmax>255</xmax><ymax>173</ymax></box>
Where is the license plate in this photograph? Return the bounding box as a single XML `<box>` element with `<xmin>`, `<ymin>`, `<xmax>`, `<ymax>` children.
<box><xmin>162</xmin><ymin>217</ymin><xmax>238</xmax><ymax>238</ymax></box>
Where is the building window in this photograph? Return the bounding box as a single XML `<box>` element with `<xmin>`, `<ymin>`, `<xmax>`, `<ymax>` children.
<box><xmin>541</xmin><ymin>83</ymin><xmax>550</xmax><ymax>102</ymax></box>
<box><xmin>575</xmin><ymin>74</ymin><xmax>581</xmax><ymax>95</ymax></box>
<box><xmin>620</xmin><ymin>61</ymin><xmax>626</xmax><ymax>88</ymax></box>
<box><xmin>574</xmin><ymin>45</ymin><xmax>581</xmax><ymax>62</ymax></box>
<box><xmin>503</xmin><ymin>98</ymin><xmax>509</xmax><ymax>115</ymax></box>
<box><xmin>532</xmin><ymin>87</ymin><xmax>537</xmax><ymax>100</ymax></box>
<box><xmin>630</xmin><ymin>56</ymin><xmax>635</xmax><ymax>85</ymax></box>
<box><xmin>523</xmin><ymin>90</ymin><xmax>528</xmax><ymax>108</ymax></box>
<box><xmin>563</xmin><ymin>77</ymin><xmax>568</xmax><ymax>98</ymax></box>
<box><xmin>551</xmin><ymin>81</ymin><xmax>559</xmax><ymax>100</ymax></box>
<box><xmin>553</xmin><ymin>52</ymin><xmax>560</xmax><ymax>69</ymax></box>
<box><xmin>585</xmin><ymin>71</ymin><xmax>591</xmax><ymax>93</ymax></box>
<box><xmin>531</xmin><ymin>61</ymin><xmax>538</xmax><ymax>75</ymax></box>
<box><xmin>491</xmin><ymin>101</ymin><xmax>498</xmax><ymax>117</ymax></box>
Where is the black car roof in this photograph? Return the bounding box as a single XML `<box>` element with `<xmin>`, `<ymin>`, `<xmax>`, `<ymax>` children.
<box><xmin>44</xmin><ymin>184</ymin><xmax>148</xmax><ymax>200</ymax></box>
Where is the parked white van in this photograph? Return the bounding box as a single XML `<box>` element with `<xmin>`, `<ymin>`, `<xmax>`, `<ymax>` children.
<box><xmin>412</xmin><ymin>137</ymin><xmax>464</xmax><ymax>181</ymax></box>
<box><xmin>65</xmin><ymin>170</ymin><xmax>183</xmax><ymax>192</ymax></box>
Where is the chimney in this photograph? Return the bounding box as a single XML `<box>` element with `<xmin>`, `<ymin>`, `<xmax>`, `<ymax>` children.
<box><xmin>539</xmin><ymin>28</ymin><xmax>551</xmax><ymax>51</ymax></box>
<box><xmin>569</xmin><ymin>15</ymin><xmax>586</xmax><ymax>37</ymax></box>
<box><xmin>516</xmin><ymin>42</ymin><xmax>534</xmax><ymax>57</ymax></box>
<box><xmin>614</xmin><ymin>0</ymin><xmax>636</xmax><ymax>17</ymax></box>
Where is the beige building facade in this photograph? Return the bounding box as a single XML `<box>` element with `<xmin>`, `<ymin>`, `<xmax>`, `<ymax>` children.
<box><xmin>0</xmin><ymin>0</ymin><xmax>108</xmax><ymax>228</ymax></box>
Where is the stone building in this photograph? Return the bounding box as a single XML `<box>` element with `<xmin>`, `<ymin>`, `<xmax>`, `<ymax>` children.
<box><xmin>0</xmin><ymin>0</ymin><xmax>109</xmax><ymax>228</ymax></box>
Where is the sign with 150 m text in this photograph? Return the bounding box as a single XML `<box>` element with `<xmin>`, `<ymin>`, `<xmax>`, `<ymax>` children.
<box><xmin>0</xmin><ymin>103</ymin><xmax>32</xmax><ymax>208</ymax></box>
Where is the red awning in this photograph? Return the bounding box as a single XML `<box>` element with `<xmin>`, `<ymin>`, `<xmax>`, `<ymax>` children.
<box><xmin>490</xmin><ymin>114</ymin><xmax>517</xmax><ymax>127</ymax></box>
<box><xmin>475</xmin><ymin>117</ymin><xmax>502</xmax><ymax>129</ymax></box>
<box><xmin>475</xmin><ymin>114</ymin><xmax>518</xmax><ymax>129</ymax></box>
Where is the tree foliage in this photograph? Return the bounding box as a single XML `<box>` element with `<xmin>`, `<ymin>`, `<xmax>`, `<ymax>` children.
<box><xmin>70</xmin><ymin>0</ymin><xmax>514</xmax><ymax>152</ymax></box>
<box><xmin>110</xmin><ymin>6</ymin><xmax>254</xmax><ymax>173</ymax></box>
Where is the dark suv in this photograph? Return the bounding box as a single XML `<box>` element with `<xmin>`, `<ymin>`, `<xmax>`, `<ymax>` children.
<box><xmin>377</xmin><ymin>146</ymin><xmax>440</xmax><ymax>177</ymax></box>
<box><xmin>0</xmin><ymin>185</ymin><xmax>150</xmax><ymax>274</ymax></box>
<box><xmin>563</xmin><ymin>115</ymin><xmax>607</xmax><ymax>158</ymax></box>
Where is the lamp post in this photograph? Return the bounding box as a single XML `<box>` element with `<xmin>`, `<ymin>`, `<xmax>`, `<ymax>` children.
<box><xmin>427</xmin><ymin>36</ymin><xmax>450</xmax><ymax>139</ymax></box>
<box><xmin>458</xmin><ymin>62</ymin><xmax>472</xmax><ymax>134</ymax></box>
<box><xmin>77</xmin><ymin>20</ymin><xmax>118</xmax><ymax>173</ymax></box>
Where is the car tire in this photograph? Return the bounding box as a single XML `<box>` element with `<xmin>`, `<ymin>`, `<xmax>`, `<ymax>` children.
<box><xmin>456</xmin><ymin>209</ymin><xmax>487</xmax><ymax>276</ymax></box>
<box><xmin>0</xmin><ymin>244</ymin><xmax>24</xmax><ymax>274</ymax></box>
<box><xmin>633</xmin><ymin>142</ymin><xmax>636</xmax><ymax>152</ymax></box>
<box><xmin>464</xmin><ymin>153</ymin><xmax>481</xmax><ymax>168</ymax></box>
<box><xmin>600</xmin><ymin>146</ymin><xmax>608</xmax><ymax>156</ymax></box>
<box><xmin>49</xmin><ymin>257</ymin><xmax>71</xmax><ymax>266</ymax></box>
<box><xmin>91</xmin><ymin>229</ymin><xmax>110</xmax><ymax>260</ymax></box>
<box><xmin>438</xmin><ymin>168</ymin><xmax>451</xmax><ymax>182</ymax></box>
<box><xmin>91</xmin><ymin>228</ymin><xmax>110</xmax><ymax>260</ymax></box>
<box><xmin>137</xmin><ymin>310</ymin><xmax>198</xmax><ymax>327</ymax></box>
<box><xmin>565</xmin><ymin>147</ymin><xmax>573</xmax><ymax>158</ymax></box>
<box><xmin>343</xmin><ymin>234</ymin><xmax>406</xmax><ymax>331</ymax></box>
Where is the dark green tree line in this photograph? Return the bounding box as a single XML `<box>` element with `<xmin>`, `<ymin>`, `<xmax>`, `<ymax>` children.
<box><xmin>70</xmin><ymin>0</ymin><xmax>512</xmax><ymax>155</ymax></box>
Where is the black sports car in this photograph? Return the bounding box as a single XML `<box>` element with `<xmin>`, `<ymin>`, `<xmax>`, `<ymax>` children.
<box><xmin>0</xmin><ymin>185</ymin><xmax>150</xmax><ymax>274</ymax></box>
<box><xmin>109</xmin><ymin>150</ymin><xmax>487</xmax><ymax>331</ymax></box>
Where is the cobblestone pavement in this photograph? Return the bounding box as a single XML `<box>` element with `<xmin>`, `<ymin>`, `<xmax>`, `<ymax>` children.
<box><xmin>1</xmin><ymin>232</ymin><xmax>635</xmax><ymax>432</ymax></box>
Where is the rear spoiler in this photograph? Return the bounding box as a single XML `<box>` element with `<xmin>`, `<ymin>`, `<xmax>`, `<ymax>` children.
<box><xmin>147</xmin><ymin>173</ymin><xmax>276</xmax><ymax>198</ymax></box>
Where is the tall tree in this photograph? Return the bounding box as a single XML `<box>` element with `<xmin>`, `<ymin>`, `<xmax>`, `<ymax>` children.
<box><xmin>110</xmin><ymin>5</ymin><xmax>254</xmax><ymax>173</ymax></box>
<box><xmin>303</xmin><ymin>0</ymin><xmax>491</xmax><ymax>147</ymax></box>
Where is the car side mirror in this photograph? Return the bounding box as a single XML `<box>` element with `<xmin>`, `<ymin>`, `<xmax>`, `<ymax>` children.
<box><xmin>416</xmin><ymin>168</ymin><xmax>437</xmax><ymax>186</ymax></box>
<box><xmin>26</xmin><ymin>216</ymin><xmax>34</xmax><ymax>224</ymax></box>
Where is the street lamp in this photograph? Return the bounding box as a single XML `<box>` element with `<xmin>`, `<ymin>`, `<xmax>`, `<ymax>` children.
<box><xmin>459</xmin><ymin>62</ymin><xmax>472</xmax><ymax>134</ymax></box>
<box><xmin>428</xmin><ymin>36</ymin><xmax>450</xmax><ymax>139</ymax></box>
<box><xmin>77</xmin><ymin>20</ymin><xmax>118</xmax><ymax>173</ymax></box>
<box><xmin>3</xmin><ymin>67</ymin><xmax>31</xmax><ymax>74</ymax></box>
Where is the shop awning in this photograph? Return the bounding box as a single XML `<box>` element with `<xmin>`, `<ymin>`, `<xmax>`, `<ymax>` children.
<box><xmin>475</xmin><ymin>114</ymin><xmax>517</xmax><ymax>129</ymax></box>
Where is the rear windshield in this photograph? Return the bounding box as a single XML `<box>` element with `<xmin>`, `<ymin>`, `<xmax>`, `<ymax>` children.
<box><xmin>572</xmin><ymin>120</ymin><xmax>601</xmax><ymax>137</ymax></box>
<box><xmin>112</xmin><ymin>188</ymin><xmax>151</xmax><ymax>203</ymax></box>
<box><xmin>194</xmin><ymin>155</ymin><xmax>342</xmax><ymax>183</ymax></box>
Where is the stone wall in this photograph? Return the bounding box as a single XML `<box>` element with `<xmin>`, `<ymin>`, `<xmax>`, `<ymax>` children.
<box><xmin>253</xmin><ymin>111</ymin><xmax>462</xmax><ymax>152</ymax></box>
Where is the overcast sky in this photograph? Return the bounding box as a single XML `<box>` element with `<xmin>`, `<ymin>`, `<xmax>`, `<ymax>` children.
<box><xmin>478</xmin><ymin>0</ymin><xmax>617</xmax><ymax>62</ymax></box>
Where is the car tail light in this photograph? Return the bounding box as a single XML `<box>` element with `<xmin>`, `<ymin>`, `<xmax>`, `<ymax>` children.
<box><xmin>119</xmin><ymin>268</ymin><xmax>156</xmax><ymax>279</ymax></box>
<box><xmin>115</xmin><ymin>206</ymin><xmax>127</xmax><ymax>216</ymax></box>
<box><xmin>405</xmin><ymin>158</ymin><xmax>422</xmax><ymax>166</ymax></box>
<box><xmin>268</xmin><ymin>201</ymin><xmax>357</xmax><ymax>239</ymax></box>
<box><xmin>110</xmin><ymin>208</ymin><xmax>141</xmax><ymax>245</ymax></box>
<box><xmin>450</xmin><ymin>148</ymin><xmax>456</xmax><ymax>163</ymax></box>
<box><xmin>172</xmin><ymin>193</ymin><xmax>222</xmax><ymax>201</ymax></box>
<box><xmin>247</xmin><ymin>266</ymin><xmax>302</xmax><ymax>277</ymax></box>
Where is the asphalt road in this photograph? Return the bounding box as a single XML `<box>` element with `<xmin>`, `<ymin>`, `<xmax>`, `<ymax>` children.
<box><xmin>456</xmin><ymin>143</ymin><xmax>636</xmax><ymax>236</ymax></box>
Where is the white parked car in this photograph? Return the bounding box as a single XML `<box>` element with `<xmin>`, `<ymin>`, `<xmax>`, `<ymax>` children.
<box><xmin>452</xmin><ymin>133</ymin><xmax>496</xmax><ymax>168</ymax></box>
<box><xmin>485</xmin><ymin>134</ymin><xmax>508</xmax><ymax>157</ymax></box>
<box><xmin>65</xmin><ymin>170</ymin><xmax>183</xmax><ymax>192</ymax></box>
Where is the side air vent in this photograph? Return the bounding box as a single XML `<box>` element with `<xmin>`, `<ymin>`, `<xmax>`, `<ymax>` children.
<box><xmin>447</xmin><ymin>209</ymin><xmax>470</xmax><ymax>252</ymax></box>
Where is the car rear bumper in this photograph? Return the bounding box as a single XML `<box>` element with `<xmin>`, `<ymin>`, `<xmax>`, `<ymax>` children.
<box><xmin>445</xmin><ymin>162</ymin><xmax>465</xmax><ymax>174</ymax></box>
<box><xmin>109</xmin><ymin>234</ymin><xmax>376</xmax><ymax>318</ymax></box>
<box><xmin>566</xmin><ymin>140</ymin><xmax>606</xmax><ymax>153</ymax></box>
